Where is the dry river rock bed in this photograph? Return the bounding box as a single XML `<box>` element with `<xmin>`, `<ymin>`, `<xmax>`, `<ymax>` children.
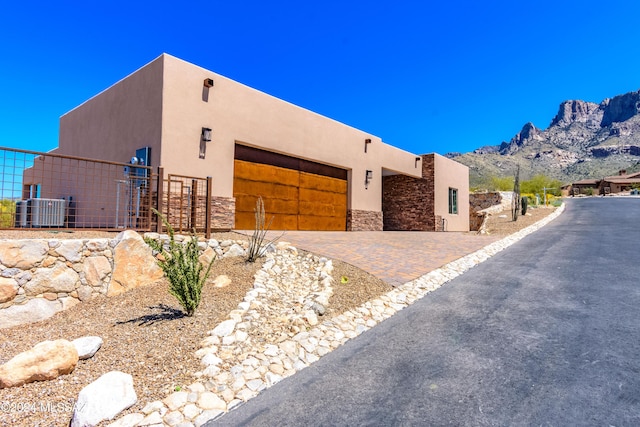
<box><xmin>0</xmin><ymin>207</ymin><xmax>555</xmax><ymax>426</ymax></box>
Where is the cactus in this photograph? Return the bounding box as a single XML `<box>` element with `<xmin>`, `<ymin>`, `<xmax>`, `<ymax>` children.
<box><xmin>521</xmin><ymin>196</ymin><xmax>528</xmax><ymax>215</ymax></box>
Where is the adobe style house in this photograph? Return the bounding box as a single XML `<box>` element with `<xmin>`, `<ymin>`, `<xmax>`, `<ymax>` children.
<box><xmin>28</xmin><ymin>54</ymin><xmax>469</xmax><ymax>232</ymax></box>
<box><xmin>567</xmin><ymin>170</ymin><xmax>640</xmax><ymax>196</ymax></box>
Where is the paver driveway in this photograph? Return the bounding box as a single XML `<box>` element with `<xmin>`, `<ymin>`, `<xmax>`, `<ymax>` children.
<box><xmin>257</xmin><ymin>231</ymin><xmax>501</xmax><ymax>286</ymax></box>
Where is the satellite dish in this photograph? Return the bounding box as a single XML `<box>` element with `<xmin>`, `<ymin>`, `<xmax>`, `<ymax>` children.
<box><xmin>130</xmin><ymin>156</ymin><xmax>138</xmax><ymax>164</ymax></box>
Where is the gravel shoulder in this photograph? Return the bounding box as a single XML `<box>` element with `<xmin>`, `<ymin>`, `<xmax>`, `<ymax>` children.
<box><xmin>0</xmin><ymin>206</ymin><xmax>555</xmax><ymax>426</ymax></box>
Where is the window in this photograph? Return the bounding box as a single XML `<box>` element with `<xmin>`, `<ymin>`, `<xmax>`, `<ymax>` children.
<box><xmin>448</xmin><ymin>188</ymin><xmax>458</xmax><ymax>214</ymax></box>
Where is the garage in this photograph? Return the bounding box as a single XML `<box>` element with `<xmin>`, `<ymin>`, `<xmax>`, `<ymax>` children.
<box><xmin>233</xmin><ymin>144</ymin><xmax>348</xmax><ymax>230</ymax></box>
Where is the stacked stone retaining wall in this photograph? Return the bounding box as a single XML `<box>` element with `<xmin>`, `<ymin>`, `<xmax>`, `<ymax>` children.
<box><xmin>0</xmin><ymin>231</ymin><xmax>249</xmax><ymax>329</ymax></box>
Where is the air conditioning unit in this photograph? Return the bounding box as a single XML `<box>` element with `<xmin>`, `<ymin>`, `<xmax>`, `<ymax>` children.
<box><xmin>27</xmin><ymin>199</ymin><xmax>66</xmax><ymax>227</ymax></box>
<box><xmin>14</xmin><ymin>201</ymin><xmax>27</xmax><ymax>227</ymax></box>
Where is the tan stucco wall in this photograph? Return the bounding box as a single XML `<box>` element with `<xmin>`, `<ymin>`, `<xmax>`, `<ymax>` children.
<box><xmin>58</xmin><ymin>57</ymin><xmax>164</xmax><ymax>167</ymax></box>
<box><xmin>158</xmin><ymin>54</ymin><xmax>421</xmax><ymax>212</ymax></box>
<box><xmin>432</xmin><ymin>153</ymin><xmax>469</xmax><ymax>231</ymax></box>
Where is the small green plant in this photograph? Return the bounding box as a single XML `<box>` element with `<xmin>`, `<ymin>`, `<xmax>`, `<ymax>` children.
<box><xmin>341</xmin><ymin>276</ymin><xmax>349</xmax><ymax>284</ymax></box>
<box><xmin>521</xmin><ymin>196</ymin><xmax>528</xmax><ymax>215</ymax></box>
<box><xmin>0</xmin><ymin>199</ymin><xmax>16</xmax><ymax>228</ymax></box>
<box><xmin>246</xmin><ymin>196</ymin><xmax>283</xmax><ymax>263</ymax></box>
<box><xmin>145</xmin><ymin>209</ymin><xmax>214</xmax><ymax>317</ymax></box>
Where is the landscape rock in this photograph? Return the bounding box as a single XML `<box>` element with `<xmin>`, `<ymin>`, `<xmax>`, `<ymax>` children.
<box><xmin>24</xmin><ymin>263</ymin><xmax>80</xmax><ymax>296</ymax></box>
<box><xmin>0</xmin><ymin>339</ymin><xmax>78</xmax><ymax>388</ymax></box>
<box><xmin>223</xmin><ymin>243</ymin><xmax>245</xmax><ymax>258</ymax></box>
<box><xmin>0</xmin><ymin>277</ymin><xmax>18</xmax><ymax>303</ymax></box>
<box><xmin>0</xmin><ymin>298</ymin><xmax>62</xmax><ymax>329</ymax></box>
<box><xmin>77</xmin><ymin>285</ymin><xmax>94</xmax><ymax>301</ymax></box>
<box><xmin>0</xmin><ymin>240</ymin><xmax>48</xmax><ymax>269</ymax></box>
<box><xmin>61</xmin><ymin>296</ymin><xmax>81</xmax><ymax>310</ymax></box>
<box><xmin>211</xmin><ymin>319</ymin><xmax>236</xmax><ymax>337</ymax></box>
<box><xmin>109</xmin><ymin>230</ymin><xmax>163</xmax><ymax>296</ymax></box>
<box><xmin>71</xmin><ymin>371</ymin><xmax>137</xmax><ymax>427</ymax></box>
<box><xmin>105</xmin><ymin>413</ymin><xmax>145</xmax><ymax>427</ymax></box>
<box><xmin>199</xmin><ymin>247</ymin><xmax>216</xmax><ymax>266</ymax></box>
<box><xmin>212</xmin><ymin>275</ymin><xmax>231</xmax><ymax>288</ymax></box>
<box><xmin>72</xmin><ymin>336</ymin><xmax>103</xmax><ymax>360</ymax></box>
<box><xmin>82</xmin><ymin>256</ymin><xmax>112</xmax><ymax>287</ymax></box>
<box><xmin>197</xmin><ymin>392</ymin><xmax>226</xmax><ymax>410</ymax></box>
<box><xmin>55</xmin><ymin>240</ymin><xmax>84</xmax><ymax>262</ymax></box>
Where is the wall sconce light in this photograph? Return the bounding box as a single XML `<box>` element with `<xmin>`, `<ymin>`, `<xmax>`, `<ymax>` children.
<box><xmin>364</xmin><ymin>138</ymin><xmax>372</xmax><ymax>153</ymax></box>
<box><xmin>365</xmin><ymin>169</ymin><xmax>373</xmax><ymax>189</ymax></box>
<box><xmin>201</xmin><ymin>127</ymin><xmax>212</xmax><ymax>142</ymax></box>
<box><xmin>415</xmin><ymin>156</ymin><xmax>421</xmax><ymax>168</ymax></box>
<box><xmin>204</xmin><ymin>78</ymin><xmax>214</xmax><ymax>88</ymax></box>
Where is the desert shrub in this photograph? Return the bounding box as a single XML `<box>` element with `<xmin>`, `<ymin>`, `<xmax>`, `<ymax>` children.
<box><xmin>488</xmin><ymin>175</ymin><xmax>515</xmax><ymax>191</ymax></box>
<box><xmin>521</xmin><ymin>175</ymin><xmax>562</xmax><ymax>196</ymax></box>
<box><xmin>521</xmin><ymin>193</ymin><xmax>538</xmax><ymax>206</ymax></box>
<box><xmin>246</xmin><ymin>196</ymin><xmax>283</xmax><ymax>263</ymax></box>
<box><xmin>0</xmin><ymin>199</ymin><xmax>16</xmax><ymax>228</ymax></box>
<box><xmin>584</xmin><ymin>187</ymin><xmax>594</xmax><ymax>196</ymax></box>
<box><xmin>145</xmin><ymin>210</ymin><xmax>214</xmax><ymax>317</ymax></box>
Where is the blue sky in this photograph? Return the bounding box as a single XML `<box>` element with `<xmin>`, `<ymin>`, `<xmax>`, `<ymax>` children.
<box><xmin>2</xmin><ymin>0</ymin><xmax>640</xmax><ymax>156</ymax></box>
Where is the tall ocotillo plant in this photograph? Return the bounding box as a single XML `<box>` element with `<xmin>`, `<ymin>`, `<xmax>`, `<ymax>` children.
<box><xmin>512</xmin><ymin>165</ymin><xmax>521</xmax><ymax>222</ymax></box>
<box><xmin>246</xmin><ymin>196</ymin><xmax>284</xmax><ymax>263</ymax></box>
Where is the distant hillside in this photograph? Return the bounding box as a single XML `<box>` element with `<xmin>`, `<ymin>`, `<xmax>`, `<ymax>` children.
<box><xmin>447</xmin><ymin>90</ymin><xmax>640</xmax><ymax>187</ymax></box>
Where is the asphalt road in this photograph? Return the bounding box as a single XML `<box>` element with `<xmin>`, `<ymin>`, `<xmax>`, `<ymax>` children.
<box><xmin>209</xmin><ymin>198</ymin><xmax>640</xmax><ymax>426</ymax></box>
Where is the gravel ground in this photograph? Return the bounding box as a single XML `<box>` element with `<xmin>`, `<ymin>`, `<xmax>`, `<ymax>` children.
<box><xmin>480</xmin><ymin>205</ymin><xmax>556</xmax><ymax>236</ymax></box>
<box><xmin>0</xmin><ymin>206</ymin><xmax>555</xmax><ymax>426</ymax></box>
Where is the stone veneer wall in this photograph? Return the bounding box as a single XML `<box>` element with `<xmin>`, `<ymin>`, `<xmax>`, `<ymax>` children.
<box><xmin>382</xmin><ymin>175</ymin><xmax>433</xmax><ymax>230</ymax></box>
<box><xmin>0</xmin><ymin>231</ymin><xmax>249</xmax><ymax>329</ymax></box>
<box><xmin>0</xmin><ymin>238</ymin><xmax>116</xmax><ymax>327</ymax></box>
<box><xmin>381</xmin><ymin>154</ymin><xmax>436</xmax><ymax>231</ymax></box>
<box><xmin>160</xmin><ymin>195</ymin><xmax>235</xmax><ymax>232</ymax></box>
<box><xmin>211</xmin><ymin>196</ymin><xmax>235</xmax><ymax>230</ymax></box>
<box><xmin>346</xmin><ymin>209</ymin><xmax>383</xmax><ymax>231</ymax></box>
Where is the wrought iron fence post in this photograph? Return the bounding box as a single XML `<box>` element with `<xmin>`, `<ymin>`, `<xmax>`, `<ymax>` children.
<box><xmin>155</xmin><ymin>167</ymin><xmax>164</xmax><ymax>233</ymax></box>
<box><xmin>205</xmin><ymin>176</ymin><xmax>212</xmax><ymax>239</ymax></box>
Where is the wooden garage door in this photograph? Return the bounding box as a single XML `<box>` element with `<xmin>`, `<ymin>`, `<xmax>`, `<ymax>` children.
<box><xmin>234</xmin><ymin>159</ymin><xmax>347</xmax><ymax>230</ymax></box>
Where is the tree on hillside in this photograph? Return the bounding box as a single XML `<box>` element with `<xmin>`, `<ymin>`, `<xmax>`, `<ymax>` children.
<box><xmin>520</xmin><ymin>175</ymin><xmax>562</xmax><ymax>196</ymax></box>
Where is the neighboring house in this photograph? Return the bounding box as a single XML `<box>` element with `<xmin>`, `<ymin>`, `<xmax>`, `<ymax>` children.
<box><xmin>24</xmin><ymin>53</ymin><xmax>469</xmax><ymax>232</ymax></box>
<box><xmin>567</xmin><ymin>170</ymin><xmax>640</xmax><ymax>195</ymax></box>
<box><xmin>568</xmin><ymin>179</ymin><xmax>601</xmax><ymax>195</ymax></box>
<box><xmin>601</xmin><ymin>170</ymin><xmax>640</xmax><ymax>193</ymax></box>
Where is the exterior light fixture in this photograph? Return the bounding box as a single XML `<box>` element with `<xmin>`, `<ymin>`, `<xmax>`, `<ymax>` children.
<box><xmin>201</xmin><ymin>127</ymin><xmax>212</xmax><ymax>142</ymax></box>
<box><xmin>365</xmin><ymin>169</ymin><xmax>373</xmax><ymax>189</ymax></box>
<box><xmin>415</xmin><ymin>156</ymin><xmax>421</xmax><ymax>168</ymax></box>
<box><xmin>364</xmin><ymin>138</ymin><xmax>372</xmax><ymax>153</ymax></box>
<box><xmin>204</xmin><ymin>78</ymin><xmax>214</xmax><ymax>88</ymax></box>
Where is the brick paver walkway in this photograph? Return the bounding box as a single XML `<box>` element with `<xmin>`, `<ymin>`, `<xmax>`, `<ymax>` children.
<box><xmin>256</xmin><ymin>231</ymin><xmax>501</xmax><ymax>286</ymax></box>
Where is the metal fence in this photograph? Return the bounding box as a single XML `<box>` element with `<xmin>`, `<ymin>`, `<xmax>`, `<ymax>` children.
<box><xmin>161</xmin><ymin>173</ymin><xmax>212</xmax><ymax>235</ymax></box>
<box><xmin>0</xmin><ymin>146</ymin><xmax>214</xmax><ymax>237</ymax></box>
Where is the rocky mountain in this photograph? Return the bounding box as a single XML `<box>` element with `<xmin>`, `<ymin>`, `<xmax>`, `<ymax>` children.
<box><xmin>448</xmin><ymin>90</ymin><xmax>640</xmax><ymax>187</ymax></box>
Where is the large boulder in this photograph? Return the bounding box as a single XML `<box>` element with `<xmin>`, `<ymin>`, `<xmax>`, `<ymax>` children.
<box><xmin>0</xmin><ymin>298</ymin><xmax>62</xmax><ymax>329</ymax></box>
<box><xmin>24</xmin><ymin>263</ymin><xmax>80</xmax><ymax>296</ymax></box>
<box><xmin>71</xmin><ymin>371</ymin><xmax>137</xmax><ymax>427</ymax></box>
<box><xmin>0</xmin><ymin>339</ymin><xmax>78</xmax><ymax>388</ymax></box>
<box><xmin>0</xmin><ymin>240</ymin><xmax>48</xmax><ymax>269</ymax></box>
<box><xmin>108</xmin><ymin>230</ymin><xmax>163</xmax><ymax>296</ymax></box>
